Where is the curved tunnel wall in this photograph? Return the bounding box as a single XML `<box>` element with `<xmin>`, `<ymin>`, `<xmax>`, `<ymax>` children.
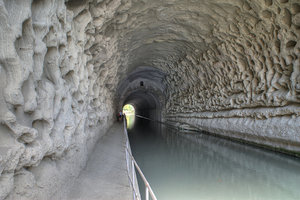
<box><xmin>0</xmin><ymin>0</ymin><xmax>299</xmax><ymax>199</ymax></box>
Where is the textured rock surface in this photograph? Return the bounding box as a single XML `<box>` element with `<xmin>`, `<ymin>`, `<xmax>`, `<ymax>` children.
<box><xmin>0</xmin><ymin>0</ymin><xmax>115</xmax><ymax>199</ymax></box>
<box><xmin>0</xmin><ymin>0</ymin><xmax>299</xmax><ymax>199</ymax></box>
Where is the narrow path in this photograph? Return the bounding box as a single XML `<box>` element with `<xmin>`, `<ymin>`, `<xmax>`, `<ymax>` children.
<box><xmin>68</xmin><ymin>123</ymin><xmax>133</xmax><ymax>200</ymax></box>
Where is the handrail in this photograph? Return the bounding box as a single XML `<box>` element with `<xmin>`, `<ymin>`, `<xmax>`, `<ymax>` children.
<box><xmin>123</xmin><ymin>119</ymin><xmax>158</xmax><ymax>200</ymax></box>
<box><xmin>135</xmin><ymin>115</ymin><xmax>155</xmax><ymax>121</ymax></box>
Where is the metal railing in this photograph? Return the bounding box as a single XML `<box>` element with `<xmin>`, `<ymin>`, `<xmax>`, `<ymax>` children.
<box><xmin>123</xmin><ymin>119</ymin><xmax>158</xmax><ymax>200</ymax></box>
<box><xmin>135</xmin><ymin>115</ymin><xmax>155</xmax><ymax>121</ymax></box>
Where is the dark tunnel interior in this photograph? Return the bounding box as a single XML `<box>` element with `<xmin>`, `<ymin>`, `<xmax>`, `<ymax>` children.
<box><xmin>116</xmin><ymin>66</ymin><xmax>166</xmax><ymax>128</ymax></box>
<box><xmin>123</xmin><ymin>90</ymin><xmax>161</xmax><ymax>128</ymax></box>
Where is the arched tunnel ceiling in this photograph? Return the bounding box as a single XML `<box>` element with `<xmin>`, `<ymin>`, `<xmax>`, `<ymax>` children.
<box><xmin>116</xmin><ymin>66</ymin><xmax>166</xmax><ymax>112</ymax></box>
<box><xmin>117</xmin><ymin>66</ymin><xmax>166</xmax><ymax>96</ymax></box>
<box><xmin>106</xmin><ymin>0</ymin><xmax>219</xmax><ymax>74</ymax></box>
<box><xmin>92</xmin><ymin>0</ymin><xmax>299</xmax><ymax>114</ymax></box>
<box><xmin>123</xmin><ymin>90</ymin><xmax>158</xmax><ymax>110</ymax></box>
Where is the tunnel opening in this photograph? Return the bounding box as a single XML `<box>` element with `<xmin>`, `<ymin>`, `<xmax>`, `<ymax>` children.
<box><xmin>123</xmin><ymin>104</ymin><xmax>135</xmax><ymax>129</ymax></box>
<box><xmin>122</xmin><ymin>89</ymin><xmax>161</xmax><ymax>130</ymax></box>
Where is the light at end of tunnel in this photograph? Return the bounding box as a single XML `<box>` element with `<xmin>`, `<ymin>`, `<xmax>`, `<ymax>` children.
<box><xmin>123</xmin><ymin>104</ymin><xmax>135</xmax><ymax>129</ymax></box>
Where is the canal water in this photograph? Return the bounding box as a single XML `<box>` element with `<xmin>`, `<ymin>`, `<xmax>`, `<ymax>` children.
<box><xmin>128</xmin><ymin>120</ymin><xmax>300</xmax><ymax>200</ymax></box>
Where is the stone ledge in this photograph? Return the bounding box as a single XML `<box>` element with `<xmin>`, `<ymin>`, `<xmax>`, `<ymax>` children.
<box><xmin>166</xmin><ymin>115</ymin><xmax>300</xmax><ymax>157</ymax></box>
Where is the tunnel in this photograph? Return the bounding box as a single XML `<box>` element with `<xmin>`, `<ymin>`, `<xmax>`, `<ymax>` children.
<box><xmin>117</xmin><ymin>66</ymin><xmax>166</xmax><ymax>125</ymax></box>
<box><xmin>0</xmin><ymin>0</ymin><xmax>300</xmax><ymax>199</ymax></box>
<box><xmin>123</xmin><ymin>91</ymin><xmax>159</xmax><ymax>122</ymax></box>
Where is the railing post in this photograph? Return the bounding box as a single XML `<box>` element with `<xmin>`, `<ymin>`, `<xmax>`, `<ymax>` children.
<box><xmin>132</xmin><ymin>160</ymin><xmax>135</xmax><ymax>187</ymax></box>
<box><xmin>145</xmin><ymin>187</ymin><xmax>149</xmax><ymax>200</ymax></box>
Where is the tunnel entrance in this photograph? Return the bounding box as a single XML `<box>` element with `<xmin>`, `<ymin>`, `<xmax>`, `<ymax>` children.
<box><xmin>123</xmin><ymin>104</ymin><xmax>135</xmax><ymax>129</ymax></box>
<box><xmin>122</xmin><ymin>90</ymin><xmax>162</xmax><ymax>129</ymax></box>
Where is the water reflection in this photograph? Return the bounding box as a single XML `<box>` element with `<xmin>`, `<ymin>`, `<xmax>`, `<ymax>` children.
<box><xmin>125</xmin><ymin>114</ymin><xmax>135</xmax><ymax>129</ymax></box>
<box><xmin>128</xmin><ymin>123</ymin><xmax>300</xmax><ymax>200</ymax></box>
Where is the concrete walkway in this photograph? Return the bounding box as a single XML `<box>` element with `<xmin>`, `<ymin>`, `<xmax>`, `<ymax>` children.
<box><xmin>67</xmin><ymin>123</ymin><xmax>133</xmax><ymax>200</ymax></box>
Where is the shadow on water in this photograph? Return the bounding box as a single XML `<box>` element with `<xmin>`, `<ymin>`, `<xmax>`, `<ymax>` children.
<box><xmin>128</xmin><ymin>119</ymin><xmax>300</xmax><ymax>200</ymax></box>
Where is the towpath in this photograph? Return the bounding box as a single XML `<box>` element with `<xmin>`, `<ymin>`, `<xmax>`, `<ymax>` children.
<box><xmin>67</xmin><ymin>123</ymin><xmax>133</xmax><ymax>200</ymax></box>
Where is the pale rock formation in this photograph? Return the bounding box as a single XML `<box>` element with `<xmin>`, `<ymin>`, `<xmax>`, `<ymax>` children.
<box><xmin>0</xmin><ymin>0</ymin><xmax>114</xmax><ymax>199</ymax></box>
<box><xmin>0</xmin><ymin>0</ymin><xmax>299</xmax><ymax>199</ymax></box>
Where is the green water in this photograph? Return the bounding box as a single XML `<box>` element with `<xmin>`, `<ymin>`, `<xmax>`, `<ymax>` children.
<box><xmin>128</xmin><ymin>123</ymin><xmax>300</xmax><ymax>200</ymax></box>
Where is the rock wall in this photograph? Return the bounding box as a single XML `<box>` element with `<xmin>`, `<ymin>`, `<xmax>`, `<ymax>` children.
<box><xmin>165</xmin><ymin>0</ymin><xmax>300</xmax><ymax>111</ymax></box>
<box><xmin>0</xmin><ymin>0</ymin><xmax>119</xmax><ymax>199</ymax></box>
<box><xmin>163</xmin><ymin>0</ymin><xmax>300</xmax><ymax>154</ymax></box>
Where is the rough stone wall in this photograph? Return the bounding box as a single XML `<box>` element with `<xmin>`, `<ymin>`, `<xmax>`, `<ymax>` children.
<box><xmin>165</xmin><ymin>0</ymin><xmax>300</xmax><ymax>112</ymax></box>
<box><xmin>0</xmin><ymin>0</ymin><xmax>119</xmax><ymax>199</ymax></box>
<box><xmin>163</xmin><ymin>0</ymin><xmax>300</xmax><ymax>153</ymax></box>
